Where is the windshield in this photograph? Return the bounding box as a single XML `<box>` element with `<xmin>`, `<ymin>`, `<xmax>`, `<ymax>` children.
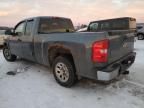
<box><xmin>38</xmin><ymin>18</ymin><xmax>75</xmax><ymax>34</ymax></box>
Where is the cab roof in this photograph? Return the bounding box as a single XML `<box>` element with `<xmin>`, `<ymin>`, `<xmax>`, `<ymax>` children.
<box><xmin>22</xmin><ymin>16</ymin><xmax>71</xmax><ymax>21</ymax></box>
<box><xmin>90</xmin><ymin>17</ymin><xmax>136</xmax><ymax>23</ymax></box>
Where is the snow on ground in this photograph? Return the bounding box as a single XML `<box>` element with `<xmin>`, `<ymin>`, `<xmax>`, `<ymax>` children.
<box><xmin>128</xmin><ymin>40</ymin><xmax>144</xmax><ymax>85</ymax></box>
<box><xmin>0</xmin><ymin>40</ymin><xmax>144</xmax><ymax>108</ymax></box>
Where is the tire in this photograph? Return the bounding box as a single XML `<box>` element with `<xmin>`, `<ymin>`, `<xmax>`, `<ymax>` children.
<box><xmin>52</xmin><ymin>56</ymin><xmax>77</xmax><ymax>87</ymax></box>
<box><xmin>137</xmin><ymin>34</ymin><xmax>144</xmax><ymax>40</ymax></box>
<box><xmin>3</xmin><ymin>46</ymin><xmax>17</xmax><ymax>62</ymax></box>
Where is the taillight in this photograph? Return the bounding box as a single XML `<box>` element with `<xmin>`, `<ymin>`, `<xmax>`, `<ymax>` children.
<box><xmin>92</xmin><ymin>39</ymin><xmax>109</xmax><ymax>63</ymax></box>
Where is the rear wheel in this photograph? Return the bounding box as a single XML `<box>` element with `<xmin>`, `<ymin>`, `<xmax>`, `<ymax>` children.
<box><xmin>137</xmin><ymin>34</ymin><xmax>144</xmax><ymax>40</ymax></box>
<box><xmin>3</xmin><ymin>46</ymin><xmax>17</xmax><ymax>62</ymax></box>
<box><xmin>52</xmin><ymin>56</ymin><xmax>77</xmax><ymax>87</ymax></box>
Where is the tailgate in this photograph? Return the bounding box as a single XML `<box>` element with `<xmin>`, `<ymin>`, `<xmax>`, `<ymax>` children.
<box><xmin>108</xmin><ymin>30</ymin><xmax>135</xmax><ymax>63</ymax></box>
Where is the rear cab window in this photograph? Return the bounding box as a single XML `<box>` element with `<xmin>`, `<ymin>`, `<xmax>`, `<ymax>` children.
<box><xmin>38</xmin><ymin>18</ymin><xmax>75</xmax><ymax>34</ymax></box>
<box><xmin>89</xmin><ymin>23</ymin><xmax>99</xmax><ymax>31</ymax></box>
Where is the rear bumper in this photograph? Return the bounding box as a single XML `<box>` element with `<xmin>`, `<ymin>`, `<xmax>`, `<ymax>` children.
<box><xmin>97</xmin><ymin>68</ymin><xmax>120</xmax><ymax>81</ymax></box>
<box><xmin>97</xmin><ymin>52</ymin><xmax>136</xmax><ymax>81</ymax></box>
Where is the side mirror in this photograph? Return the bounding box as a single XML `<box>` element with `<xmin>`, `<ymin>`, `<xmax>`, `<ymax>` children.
<box><xmin>5</xmin><ymin>29</ymin><xmax>21</xmax><ymax>36</ymax></box>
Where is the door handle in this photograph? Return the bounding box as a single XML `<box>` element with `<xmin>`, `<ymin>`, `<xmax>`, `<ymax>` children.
<box><xmin>17</xmin><ymin>39</ymin><xmax>22</xmax><ymax>42</ymax></box>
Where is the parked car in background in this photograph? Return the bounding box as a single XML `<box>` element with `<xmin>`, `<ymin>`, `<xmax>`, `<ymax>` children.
<box><xmin>0</xmin><ymin>27</ymin><xmax>12</xmax><ymax>47</ymax></box>
<box><xmin>3</xmin><ymin>16</ymin><xmax>136</xmax><ymax>87</ymax></box>
<box><xmin>136</xmin><ymin>23</ymin><xmax>144</xmax><ymax>40</ymax></box>
<box><xmin>77</xmin><ymin>27</ymin><xmax>88</xmax><ymax>32</ymax></box>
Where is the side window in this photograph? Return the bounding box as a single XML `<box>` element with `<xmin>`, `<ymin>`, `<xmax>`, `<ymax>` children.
<box><xmin>137</xmin><ymin>26</ymin><xmax>143</xmax><ymax>30</ymax></box>
<box><xmin>25</xmin><ymin>20</ymin><xmax>34</xmax><ymax>36</ymax></box>
<box><xmin>89</xmin><ymin>23</ymin><xmax>99</xmax><ymax>31</ymax></box>
<box><xmin>101</xmin><ymin>22</ymin><xmax>110</xmax><ymax>30</ymax></box>
<box><xmin>112</xmin><ymin>20</ymin><xmax>127</xmax><ymax>30</ymax></box>
<box><xmin>14</xmin><ymin>22</ymin><xmax>25</xmax><ymax>36</ymax></box>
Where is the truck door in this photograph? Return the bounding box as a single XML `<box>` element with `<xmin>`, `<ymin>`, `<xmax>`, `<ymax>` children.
<box><xmin>9</xmin><ymin>21</ymin><xmax>26</xmax><ymax>57</ymax></box>
<box><xmin>20</xmin><ymin>19</ymin><xmax>35</xmax><ymax>61</ymax></box>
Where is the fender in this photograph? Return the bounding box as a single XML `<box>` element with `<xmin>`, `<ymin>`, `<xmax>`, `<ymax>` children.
<box><xmin>42</xmin><ymin>41</ymin><xmax>86</xmax><ymax>75</ymax></box>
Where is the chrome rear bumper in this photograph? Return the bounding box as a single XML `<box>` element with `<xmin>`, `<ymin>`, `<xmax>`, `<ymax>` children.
<box><xmin>97</xmin><ymin>67</ymin><xmax>119</xmax><ymax>81</ymax></box>
<box><xmin>97</xmin><ymin>52</ymin><xmax>136</xmax><ymax>81</ymax></box>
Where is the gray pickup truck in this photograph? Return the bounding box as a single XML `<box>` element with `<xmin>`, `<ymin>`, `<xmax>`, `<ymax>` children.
<box><xmin>3</xmin><ymin>16</ymin><xmax>136</xmax><ymax>87</ymax></box>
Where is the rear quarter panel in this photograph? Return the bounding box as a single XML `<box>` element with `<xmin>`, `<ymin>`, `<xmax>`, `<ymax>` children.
<box><xmin>33</xmin><ymin>32</ymin><xmax>107</xmax><ymax>78</ymax></box>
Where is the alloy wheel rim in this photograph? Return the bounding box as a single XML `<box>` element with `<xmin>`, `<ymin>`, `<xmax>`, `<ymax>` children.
<box><xmin>138</xmin><ymin>35</ymin><xmax>143</xmax><ymax>39</ymax></box>
<box><xmin>55</xmin><ymin>62</ymin><xmax>69</xmax><ymax>83</ymax></box>
<box><xmin>4</xmin><ymin>48</ymin><xmax>11</xmax><ymax>60</ymax></box>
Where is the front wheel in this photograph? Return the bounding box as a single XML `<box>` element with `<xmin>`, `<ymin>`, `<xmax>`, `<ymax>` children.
<box><xmin>3</xmin><ymin>46</ymin><xmax>17</xmax><ymax>62</ymax></box>
<box><xmin>52</xmin><ymin>56</ymin><xmax>77</xmax><ymax>87</ymax></box>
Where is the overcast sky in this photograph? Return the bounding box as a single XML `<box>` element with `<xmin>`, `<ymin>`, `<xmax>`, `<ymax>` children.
<box><xmin>0</xmin><ymin>0</ymin><xmax>144</xmax><ymax>26</ymax></box>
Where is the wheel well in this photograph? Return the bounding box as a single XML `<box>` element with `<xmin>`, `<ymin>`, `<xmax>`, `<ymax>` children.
<box><xmin>48</xmin><ymin>47</ymin><xmax>75</xmax><ymax>67</ymax></box>
<box><xmin>137</xmin><ymin>33</ymin><xmax>144</xmax><ymax>36</ymax></box>
<box><xmin>3</xmin><ymin>43</ymin><xmax>7</xmax><ymax>47</ymax></box>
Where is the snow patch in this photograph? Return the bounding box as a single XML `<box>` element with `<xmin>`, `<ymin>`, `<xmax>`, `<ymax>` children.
<box><xmin>0</xmin><ymin>40</ymin><xmax>144</xmax><ymax>108</ymax></box>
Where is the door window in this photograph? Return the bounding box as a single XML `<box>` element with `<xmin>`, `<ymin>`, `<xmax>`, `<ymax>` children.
<box><xmin>14</xmin><ymin>22</ymin><xmax>25</xmax><ymax>36</ymax></box>
<box><xmin>25</xmin><ymin>20</ymin><xmax>34</xmax><ymax>36</ymax></box>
